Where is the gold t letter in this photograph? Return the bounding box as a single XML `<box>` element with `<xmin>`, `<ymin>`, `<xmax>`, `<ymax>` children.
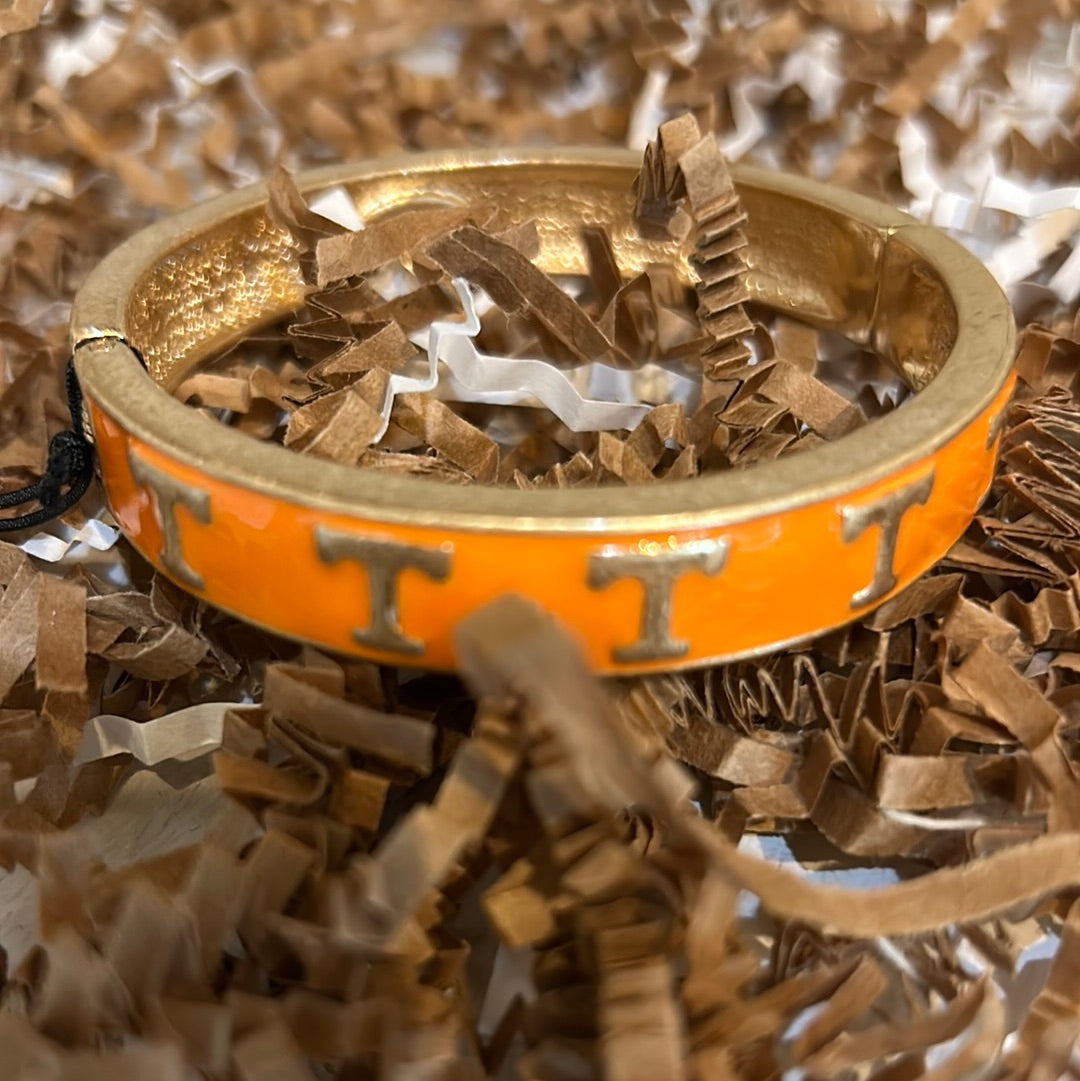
<box><xmin>841</xmin><ymin>471</ymin><xmax>934</xmax><ymax>609</ymax></box>
<box><xmin>315</xmin><ymin>528</ymin><xmax>452</xmax><ymax>655</ymax></box>
<box><xmin>587</xmin><ymin>539</ymin><xmax>728</xmax><ymax>663</ymax></box>
<box><xmin>127</xmin><ymin>450</ymin><xmax>211</xmax><ymax>591</ymax></box>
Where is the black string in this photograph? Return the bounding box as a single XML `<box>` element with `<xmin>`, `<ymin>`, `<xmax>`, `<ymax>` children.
<box><xmin>0</xmin><ymin>357</ymin><xmax>95</xmax><ymax>533</ymax></box>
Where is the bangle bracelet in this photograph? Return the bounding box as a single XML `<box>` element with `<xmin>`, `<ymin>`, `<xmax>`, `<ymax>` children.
<box><xmin>70</xmin><ymin>149</ymin><xmax>1015</xmax><ymax>674</ymax></box>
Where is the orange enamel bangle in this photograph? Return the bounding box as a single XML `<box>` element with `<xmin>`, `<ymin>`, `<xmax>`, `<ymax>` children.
<box><xmin>69</xmin><ymin>149</ymin><xmax>1015</xmax><ymax>674</ymax></box>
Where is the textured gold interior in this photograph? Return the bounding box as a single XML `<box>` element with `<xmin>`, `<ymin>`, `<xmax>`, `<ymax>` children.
<box><xmin>113</xmin><ymin>159</ymin><xmax>956</xmax><ymax>391</ymax></box>
<box><xmin>127</xmin><ymin>210</ymin><xmax>304</xmax><ymax>387</ymax></box>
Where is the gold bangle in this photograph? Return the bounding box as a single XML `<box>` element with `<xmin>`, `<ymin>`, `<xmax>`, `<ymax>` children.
<box><xmin>70</xmin><ymin>149</ymin><xmax>1015</xmax><ymax>674</ymax></box>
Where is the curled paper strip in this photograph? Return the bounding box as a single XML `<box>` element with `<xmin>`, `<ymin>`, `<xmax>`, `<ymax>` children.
<box><xmin>19</xmin><ymin>517</ymin><xmax>120</xmax><ymax>562</ymax></box>
<box><xmin>73</xmin><ymin>702</ymin><xmax>239</xmax><ymax>767</ymax></box>
<box><xmin>435</xmin><ymin>333</ymin><xmax>700</xmax><ymax>427</ymax></box>
<box><xmin>981</xmin><ymin>176</ymin><xmax>1080</xmax><ymax>219</ymax></box>
<box><xmin>373</xmin><ymin>278</ymin><xmax>698</xmax><ymax>442</ymax></box>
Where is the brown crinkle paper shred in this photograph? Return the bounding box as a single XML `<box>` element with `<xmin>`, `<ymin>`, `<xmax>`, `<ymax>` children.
<box><xmin>4</xmin><ymin>1</ymin><xmax>1080</xmax><ymax>1079</ymax></box>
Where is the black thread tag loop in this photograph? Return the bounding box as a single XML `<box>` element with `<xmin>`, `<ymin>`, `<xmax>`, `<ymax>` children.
<box><xmin>0</xmin><ymin>357</ymin><xmax>95</xmax><ymax>533</ymax></box>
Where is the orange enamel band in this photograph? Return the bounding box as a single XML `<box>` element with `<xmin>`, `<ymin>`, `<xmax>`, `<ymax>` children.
<box><xmin>69</xmin><ymin>150</ymin><xmax>1016</xmax><ymax>674</ymax></box>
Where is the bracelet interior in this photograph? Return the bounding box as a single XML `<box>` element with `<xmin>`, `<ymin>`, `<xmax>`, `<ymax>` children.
<box><xmin>118</xmin><ymin>159</ymin><xmax>958</xmax><ymax>394</ymax></box>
